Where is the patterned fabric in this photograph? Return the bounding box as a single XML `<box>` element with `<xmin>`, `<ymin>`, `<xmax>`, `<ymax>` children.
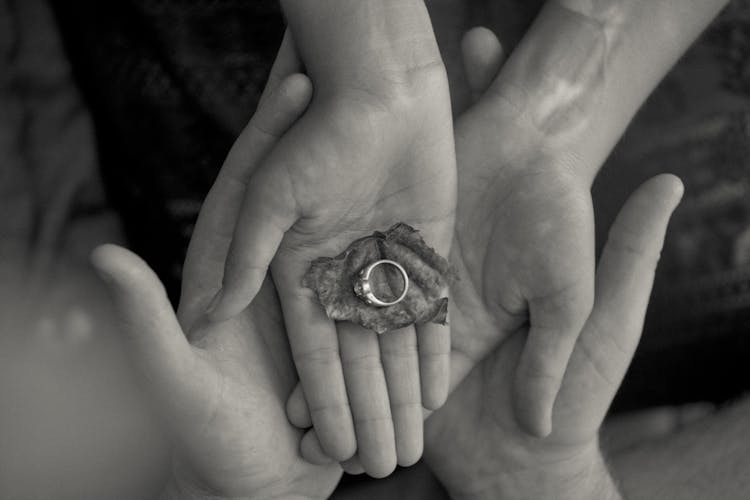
<box><xmin>50</xmin><ymin>0</ymin><xmax>285</xmax><ymax>298</ymax></box>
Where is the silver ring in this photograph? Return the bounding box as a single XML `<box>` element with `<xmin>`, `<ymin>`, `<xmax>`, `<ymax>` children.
<box><xmin>353</xmin><ymin>259</ymin><xmax>409</xmax><ymax>307</ymax></box>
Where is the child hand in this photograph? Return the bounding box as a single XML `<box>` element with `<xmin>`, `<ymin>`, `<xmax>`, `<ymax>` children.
<box><xmin>206</xmin><ymin>32</ymin><xmax>456</xmax><ymax>477</ymax></box>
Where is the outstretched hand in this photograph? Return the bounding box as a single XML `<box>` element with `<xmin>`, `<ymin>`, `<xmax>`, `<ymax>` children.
<box><xmin>205</xmin><ymin>30</ymin><xmax>457</xmax><ymax>476</ymax></box>
<box><xmin>428</xmin><ymin>171</ymin><xmax>682</xmax><ymax>500</ymax></box>
<box><xmin>423</xmin><ymin>26</ymin><xmax>683</xmax><ymax>499</ymax></box>
<box><xmin>449</xmin><ymin>25</ymin><xmax>600</xmax><ymax>437</ymax></box>
<box><xmin>91</xmin><ymin>54</ymin><xmax>341</xmax><ymax>499</ymax></box>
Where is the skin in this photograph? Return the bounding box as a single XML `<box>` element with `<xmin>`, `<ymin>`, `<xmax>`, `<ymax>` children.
<box><xmin>92</xmin><ymin>65</ymin><xmax>342</xmax><ymax>499</ymax></box>
<box><xmin>612</xmin><ymin>397</ymin><xmax>750</xmax><ymax>499</ymax></box>
<box><xmin>94</xmin><ymin>0</ymin><xmax>731</xmax><ymax>494</ymax></box>
<box><xmin>416</xmin><ymin>31</ymin><xmax>684</xmax><ymax>496</ymax></box>
<box><xmin>224</xmin><ymin>3</ymin><xmax>730</xmax><ymax>473</ymax></box>
<box><xmin>206</xmin><ymin>5</ymin><xmax>457</xmax><ymax>475</ymax></box>
<box><xmin>93</xmin><ymin>47</ymin><xmax>682</xmax><ymax>498</ymax></box>
<box><xmin>424</xmin><ymin>170</ymin><xmax>683</xmax><ymax>500</ymax></box>
<box><xmin>432</xmin><ymin>0</ymin><xmax>731</xmax><ymax>437</ymax></box>
<box><xmin>420</xmin><ymin>10</ymin><xmax>728</xmax><ymax>498</ymax></box>
<box><xmin>287</xmin><ymin>0</ymin><xmax>726</xmax><ymax>465</ymax></box>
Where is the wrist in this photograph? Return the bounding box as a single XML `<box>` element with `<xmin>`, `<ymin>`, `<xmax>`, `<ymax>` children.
<box><xmin>160</xmin><ymin>479</ymin><xmax>316</xmax><ymax>500</ymax></box>
<box><xmin>281</xmin><ymin>0</ymin><xmax>444</xmax><ymax>98</ymax></box>
<box><xmin>428</xmin><ymin>439</ymin><xmax>622</xmax><ymax>500</ymax></box>
<box><xmin>160</xmin><ymin>469</ymin><xmax>323</xmax><ymax>500</ymax></box>
<box><xmin>459</xmin><ymin>459</ymin><xmax>621</xmax><ymax>500</ymax></box>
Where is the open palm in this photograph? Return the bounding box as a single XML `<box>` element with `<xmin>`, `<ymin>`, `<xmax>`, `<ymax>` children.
<box><xmin>201</xmin><ymin>31</ymin><xmax>457</xmax><ymax>476</ymax></box>
<box><xmin>424</xmin><ymin>27</ymin><xmax>683</xmax><ymax>500</ymax></box>
<box><xmin>445</xmin><ymin>27</ymin><xmax>597</xmax><ymax>437</ymax></box>
<box><xmin>91</xmin><ymin>59</ymin><xmax>342</xmax><ymax>498</ymax></box>
<box><xmin>428</xmin><ymin>172</ymin><xmax>682</xmax><ymax>499</ymax></box>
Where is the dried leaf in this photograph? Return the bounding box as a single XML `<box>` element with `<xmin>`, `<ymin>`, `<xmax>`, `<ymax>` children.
<box><xmin>302</xmin><ymin>223</ymin><xmax>456</xmax><ymax>333</ymax></box>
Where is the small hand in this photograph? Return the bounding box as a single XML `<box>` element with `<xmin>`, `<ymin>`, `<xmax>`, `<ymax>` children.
<box><xmin>92</xmin><ymin>55</ymin><xmax>341</xmax><ymax>499</ymax></box>
<box><xmin>206</xmin><ymin>31</ymin><xmax>457</xmax><ymax>476</ymax></box>
<box><xmin>282</xmin><ymin>26</ymin><xmax>594</xmax><ymax>470</ymax></box>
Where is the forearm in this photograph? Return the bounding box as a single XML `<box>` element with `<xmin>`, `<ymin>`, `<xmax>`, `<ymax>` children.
<box><xmin>160</xmin><ymin>479</ymin><xmax>317</xmax><ymax>500</ymax></box>
<box><xmin>611</xmin><ymin>396</ymin><xmax>750</xmax><ymax>499</ymax></box>
<box><xmin>492</xmin><ymin>0</ymin><xmax>728</xmax><ymax>184</ymax></box>
<box><xmin>280</xmin><ymin>0</ymin><xmax>443</xmax><ymax>96</ymax></box>
<box><xmin>440</xmin><ymin>453</ymin><xmax>622</xmax><ymax>500</ymax></box>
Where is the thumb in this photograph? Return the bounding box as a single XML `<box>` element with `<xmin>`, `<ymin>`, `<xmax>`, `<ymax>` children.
<box><xmin>559</xmin><ymin>174</ymin><xmax>684</xmax><ymax>434</ymax></box>
<box><xmin>91</xmin><ymin>244</ymin><xmax>195</xmax><ymax>399</ymax></box>
<box><xmin>461</xmin><ymin>27</ymin><xmax>504</xmax><ymax>99</ymax></box>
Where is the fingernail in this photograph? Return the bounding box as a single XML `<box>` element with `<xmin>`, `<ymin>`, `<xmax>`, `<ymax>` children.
<box><xmin>206</xmin><ymin>289</ymin><xmax>223</xmax><ymax>316</ymax></box>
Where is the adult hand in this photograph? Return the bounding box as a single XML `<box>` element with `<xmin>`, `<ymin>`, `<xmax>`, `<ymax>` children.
<box><xmin>421</xmin><ymin>26</ymin><xmax>683</xmax><ymax>498</ymax></box>
<box><xmin>426</xmin><ymin>171</ymin><xmax>683</xmax><ymax>500</ymax></box>
<box><xmin>443</xmin><ymin>0</ymin><xmax>727</xmax><ymax>437</ymax></box>
<box><xmin>91</xmin><ymin>49</ymin><xmax>342</xmax><ymax>499</ymax></box>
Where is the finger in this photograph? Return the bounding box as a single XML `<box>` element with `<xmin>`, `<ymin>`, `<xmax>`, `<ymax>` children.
<box><xmin>342</xmin><ymin>456</ymin><xmax>366</xmax><ymax>476</ymax></box>
<box><xmin>287</xmin><ymin>382</ymin><xmax>313</xmax><ymax>428</ymax></box>
<box><xmin>90</xmin><ymin>245</ymin><xmax>197</xmax><ymax>406</ymax></box>
<box><xmin>514</xmin><ymin>281</ymin><xmax>594</xmax><ymax>437</ymax></box>
<box><xmin>300</xmin><ymin>430</ymin><xmax>335</xmax><ymax>466</ymax></box>
<box><xmin>601</xmin><ymin>403</ymin><xmax>714</xmax><ymax>453</ymax></box>
<box><xmin>461</xmin><ymin>27</ymin><xmax>504</xmax><ymax>99</ymax></box>
<box><xmin>180</xmin><ymin>72</ymin><xmax>312</xmax><ymax>323</ymax></box>
<box><xmin>206</xmin><ymin>159</ymin><xmax>301</xmax><ymax>322</ymax></box>
<box><xmin>379</xmin><ymin>326</ymin><xmax>423</xmax><ymax>467</ymax></box>
<box><xmin>339</xmin><ymin>322</ymin><xmax>398</xmax><ymax>478</ymax></box>
<box><xmin>416</xmin><ymin>320</ymin><xmax>451</xmax><ymax>411</ymax></box>
<box><xmin>562</xmin><ymin>174</ymin><xmax>683</xmax><ymax>432</ymax></box>
<box><xmin>275</xmin><ymin>263</ymin><xmax>357</xmax><ymax>462</ymax></box>
<box><xmin>259</xmin><ymin>29</ymin><xmax>302</xmax><ymax>104</ymax></box>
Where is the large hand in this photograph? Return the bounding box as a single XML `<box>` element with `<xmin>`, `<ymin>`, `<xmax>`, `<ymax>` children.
<box><xmin>446</xmin><ymin>24</ymin><xmax>602</xmax><ymax>437</ymax></box>
<box><xmin>427</xmin><ymin>172</ymin><xmax>683</xmax><ymax>500</ymax></box>
<box><xmin>91</xmin><ymin>54</ymin><xmax>341</xmax><ymax>499</ymax></box>
<box><xmin>422</xmin><ymin>25</ymin><xmax>683</xmax><ymax>499</ymax></box>
<box><xmin>206</xmin><ymin>30</ymin><xmax>456</xmax><ymax>476</ymax></box>
<box><xmin>448</xmin><ymin>0</ymin><xmax>728</xmax><ymax>435</ymax></box>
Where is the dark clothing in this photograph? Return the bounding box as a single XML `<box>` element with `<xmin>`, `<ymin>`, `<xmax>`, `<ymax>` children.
<box><xmin>51</xmin><ymin>0</ymin><xmax>285</xmax><ymax>297</ymax></box>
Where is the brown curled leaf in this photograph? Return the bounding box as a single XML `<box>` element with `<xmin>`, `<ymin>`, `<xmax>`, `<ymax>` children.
<box><xmin>302</xmin><ymin>223</ymin><xmax>457</xmax><ymax>333</ymax></box>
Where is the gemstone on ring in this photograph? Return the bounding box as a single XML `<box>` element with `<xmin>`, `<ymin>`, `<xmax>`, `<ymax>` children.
<box><xmin>353</xmin><ymin>259</ymin><xmax>409</xmax><ymax>307</ymax></box>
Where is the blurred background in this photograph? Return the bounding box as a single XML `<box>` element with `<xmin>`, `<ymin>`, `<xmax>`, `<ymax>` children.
<box><xmin>1</xmin><ymin>0</ymin><xmax>749</xmax><ymax>498</ymax></box>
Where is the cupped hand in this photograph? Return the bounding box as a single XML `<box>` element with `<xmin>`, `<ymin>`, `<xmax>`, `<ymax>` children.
<box><xmin>206</xmin><ymin>31</ymin><xmax>457</xmax><ymax>476</ymax></box>
<box><xmin>282</xmin><ymin>25</ymin><xmax>594</xmax><ymax>470</ymax></box>
<box><xmin>421</xmin><ymin>26</ymin><xmax>684</xmax><ymax>499</ymax></box>
<box><xmin>91</xmin><ymin>52</ymin><xmax>341</xmax><ymax>499</ymax></box>
<box><xmin>427</xmin><ymin>170</ymin><xmax>683</xmax><ymax>500</ymax></box>
<box><xmin>445</xmin><ymin>24</ymin><xmax>605</xmax><ymax>437</ymax></box>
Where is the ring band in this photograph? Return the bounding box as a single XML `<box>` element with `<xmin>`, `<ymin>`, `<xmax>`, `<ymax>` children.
<box><xmin>353</xmin><ymin>259</ymin><xmax>409</xmax><ymax>307</ymax></box>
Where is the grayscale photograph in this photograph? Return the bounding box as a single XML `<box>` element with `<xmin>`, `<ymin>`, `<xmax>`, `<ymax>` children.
<box><xmin>0</xmin><ymin>0</ymin><xmax>746</xmax><ymax>498</ymax></box>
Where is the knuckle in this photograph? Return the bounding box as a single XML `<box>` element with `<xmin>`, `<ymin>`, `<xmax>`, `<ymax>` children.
<box><xmin>296</xmin><ymin>346</ymin><xmax>341</xmax><ymax>368</ymax></box>
<box><xmin>342</xmin><ymin>352</ymin><xmax>383</xmax><ymax>372</ymax></box>
<box><xmin>380</xmin><ymin>341</ymin><xmax>419</xmax><ymax>359</ymax></box>
<box><xmin>390</xmin><ymin>400</ymin><xmax>423</xmax><ymax>414</ymax></box>
<box><xmin>309</xmin><ymin>400</ymin><xmax>352</xmax><ymax>418</ymax></box>
<box><xmin>354</xmin><ymin>413</ymin><xmax>394</xmax><ymax>425</ymax></box>
<box><xmin>520</xmin><ymin>357</ymin><xmax>560</xmax><ymax>385</ymax></box>
<box><xmin>248</xmin><ymin>115</ymin><xmax>282</xmax><ymax>141</ymax></box>
<box><xmin>419</xmin><ymin>347</ymin><xmax>450</xmax><ymax>360</ymax></box>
